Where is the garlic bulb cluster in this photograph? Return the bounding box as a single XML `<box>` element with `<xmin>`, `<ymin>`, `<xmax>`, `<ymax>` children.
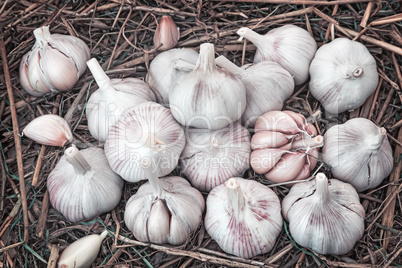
<box><xmin>237</xmin><ymin>25</ymin><xmax>317</xmax><ymax>85</ymax></box>
<box><xmin>58</xmin><ymin>230</ymin><xmax>108</xmax><ymax>268</ymax></box>
<box><xmin>86</xmin><ymin>58</ymin><xmax>156</xmax><ymax>142</ymax></box>
<box><xmin>104</xmin><ymin>102</ymin><xmax>185</xmax><ymax>182</ymax></box>
<box><xmin>20</xmin><ymin>26</ymin><xmax>90</xmax><ymax>96</ymax></box>
<box><xmin>215</xmin><ymin>56</ymin><xmax>294</xmax><ymax>127</ymax></box>
<box><xmin>47</xmin><ymin>145</ymin><xmax>123</xmax><ymax>222</ymax></box>
<box><xmin>205</xmin><ymin>177</ymin><xmax>282</xmax><ymax>258</ymax></box>
<box><xmin>154</xmin><ymin>15</ymin><xmax>179</xmax><ymax>51</ymax></box>
<box><xmin>322</xmin><ymin>118</ymin><xmax>393</xmax><ymax>192</ymax></box>
<box><xmin>124</xmin><ymin>159</ymin><xmax>205</xmax><ymax>245</ymax></box>
<box><xmin>22</xmin><ymin>114</ymin><xmax>73</xmax><ymax>147</ymax></box>
<box><xmin>309</xmin><ymin>38</ymin><xmax>379</xmax><ymax>113</ymax></box>
<box><xmin>282</xmin><ymin>173</ymin><xmax>365</xmax><ymax>255</ymax></box>
<box><xmin>169</xmin><ymin>43</ymin><xmax>247</xmax><ymax>129</ymax></box>
<box><xmin>147</xmin><ymin>48</ymin><xmax>199</xmax><ymax>104</ymax></box>
<box><xmin>251</xmin><ymin>110</ymin><xmax>322</xmax><ymax>183</ymax></box>
<box><xmin>181</xmin><ymin>122</ymin><xmax>251</xmax><ymax>192</ymax></box>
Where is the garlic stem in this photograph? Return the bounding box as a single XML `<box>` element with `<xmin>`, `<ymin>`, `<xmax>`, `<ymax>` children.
<box><xmin>195</xmin><ymin>43</ymin><xmax>216</xmax><ymax>73</ymax></box>
<box><xmin>174</xmin><ymin>59</ymin><xmax>196</xmax><ymax>72</ymax></box>
<box><xmin>315</xmin><ymin>173</ymin><xmax>330</xmax><ymax>202</ymax></box>
<box><xmin>65</xmin><ymin>145</ymin><xmax>92</xmax><ymax>175</ymax></box>
<box><xmin>215</xmin><ymin>56</ymin><xmax>242</xmax><ymax>75</ymax></box>
<box><xmin>33</xmin><ymin>26</ymin><xmax>51</xmax><ymax>46</ymax></box>
<box><xmin>140</xmin><ymin>158</ymin><xmax>165</xmax><ymax>198</ymax></box>
<box><xmin>87</xmin><ymin>58</ymin><xmax>112</xmax><ymax>91</ymax></box>
<box><xmin>226</xmin><ymin>178</ymin><xmax>245</xmax><ymax>218</ymax></box>
<box><xmin>100</xmin><ymin>230</ymin><xmax>109</xmax><ymax>240</ymax></box>
<box><xmin>365</xmin><ymin>127</ymin><xmax>386</xmax><ymax>150</ymax></box>
<box><xmin>236</xmin><ymin>27</ymin><xmax>267</xmax><ymax>52</ymax></box>
<box><xmin>346</xmin><ymin>66</ymin><xmax>364</xmax><ymax>79</ymax></box>
<box><xmin>210</xmin><ymin>135</ymin><xmax>219</xmax><ymax>148</ymax></box>
<box><xmin>291</xmin><ymin>135</ymin><xmax>324</xmax><ymax>150</ymax></box>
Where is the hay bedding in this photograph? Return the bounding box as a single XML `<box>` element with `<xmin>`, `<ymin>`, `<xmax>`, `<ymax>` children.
<box><xmin>0</xmin><ymin>0</ymin><xmax>401</xmax><ymax>267</ymax></box>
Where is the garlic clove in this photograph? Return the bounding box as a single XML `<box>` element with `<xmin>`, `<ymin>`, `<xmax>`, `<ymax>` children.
<box><xmin>169</xmin><ymin>214</ymin><xmax>190</xmax><ymax>245</ymax></box>
<box><xmin>26</xmin><ymin>50</ymin><xmax>53</xmax><ymax>94</ymax></box>
<box><xmin>23</xmin><ymin>114</ymin><xmax>73</xmax><ymax>147</ymax></box>
<box><xmin>250</xmin><ymin>147</ymin><xmax>289</xmax><ymax>174</ymax></box>
<box><xmin>254</xmin><ymin>111</ymin><xmax>302</xmax><ymax>134</ymax></box>
<box><xmin>19</xmin><ymin>53</ymin><xmax>46</xmax><ymax>96</ymax></box>
<box><xmin>251</xmin><ymin>130</ymin><xmax>292</xmax><ymax>149</ymax></box>
<box><xmin>264</xmin><ymin>152</ymin><xmax>307</xmax><ymax>183</ymax></box>
<box><xmin>154</xmin><ymin>15</ymin><xmax>180</xmax><ymax>51</ymax></box>
<box><xmin>147</xmin><ymin>199</ymin><xmax>170</xmax><ymax>244</ymax></box>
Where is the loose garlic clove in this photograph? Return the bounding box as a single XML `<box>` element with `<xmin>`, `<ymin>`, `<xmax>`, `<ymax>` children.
<box><xmin>322</xmin><ymin>118</ymin><xmax>393</xmax><ymax>191</ymax></box>
<box><xmin>154</xmin><ymin>16</ymin><xmax>180</xmax><ymax>51</ymax></box>
<box><xmin>58</xmin><ymin>230</ymin><xmax>108</xmax><ymax>268</ymax></box>
<box><xmin>309</xmin><ymin>38</ymin><xmax>379</xmax><ymax>113</ymax></box>
<box><xmin>47</xmin><ymin>145</ymin><xmax>124</xmax><ymax>222</ymax></box>
<box><xmin>22</xmin><ymin>114</ymin><xmax>73</xmax><ymax>147</ymax></box>
<box><xmin>181</xmin><ymin>122</ymin><xmax>251</xmax><ymax>192</ymax></box>
<box><xmin>205</xmin><ymin>178</ymin><xmax>282</xmax><ymax>258</ymax></box>
<box><xmin>237</xmin><ymin>25</ymin><xmax>317</xmax><ymax>85</ymax></box>
<box><xmin>282</xmin><ymin>173</ymin><xmax>365</xmax><ymax>255</ymax></box>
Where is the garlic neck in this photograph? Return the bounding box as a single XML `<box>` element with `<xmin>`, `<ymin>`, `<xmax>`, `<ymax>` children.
<box><xmin>345</xmin><ymin>66</ymin><xmax>364</xmax><ymax>79</ymax></box>
<box><xmin>195</xmin><ymin>43</ymin><xmax>217</xmax><ymax>74</ymax></box>
<box><xmin>86</xmin><ymin>58</ymin><xmax>113</xmax><ymax>91</ymax></box>
<box><xmin>100</xmin><ymin>230</ymin><xmax>109</xmax><ymax>240</ymax></box>
<box><xmin>226</xmin><ymin>178</ymin><xmax>246</xmax><ymax>218</ymax></box>
<box><xmin>215</xmin><ymin>56</ymin><xmax>242</xmax><ymax>75</ymax></box>
<box><xmin>65</xmin><ymin>145</ymin><xmax>91</xmax><ymax>175</ymax></box>
<box><xmin>33</xmin><ymin>26</ymin><xmax>51</xmax><ymax>47</ymax></box>
<box><xmin>210</xmin><ymin>135</ymin><xmax>219</xmax><ymax>148</ymax></box>
<box><xmin>237</xmin><ymin>27</ymin><xmax>268</xmax><ymax>51</ymax></box>
<box><xmin>314</xmin><ymin>173</ymin><xmax>330</xmax><ymax>203</ymax></box>
<box><xmin>141</xmin><ymin>158</ymin><xmax>165</xmax><ymax>198</ymax></box>
<box><xmin>174</xmin><ymin>59</ymin><xmax>196</xmax><ymax>72</ymax></box>
<box><xmin>365</xmin><ymin>127</ymin><xmax>386</xmax><ymax>151</ymax></box>
<box><xmin>291</xmin><ymin>135</ymin><xmax>323</xmax><ymax>150</ymax></box>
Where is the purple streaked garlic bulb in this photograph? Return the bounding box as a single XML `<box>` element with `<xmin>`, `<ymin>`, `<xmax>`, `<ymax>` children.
<box><xmin>181</xmin><ymin>122</ymin><xmax>251</xmax><ymax>192</ymax></box>
<box><xmin>104</xmin><ymin>102</ymin><xmax>185</xmax><ymax>182</ymax></box>
<box><xmin>47</xmin><ymin>145</ymin><xmax>123</xmax><ymax>222</ymax></box>
<box><xmin>282</xmin><ymin>173</ymin><xmax>365</xmax><ymax>255</ymax></box>
<box><xmin>205</xmin><ymin>177</ymin><xmax>282</xmax><ymax>258</ymax></box>
<box><xmin>154</xmin><ymin>15</ymin><xmax>180</xmax><ymax>51</ymax></box>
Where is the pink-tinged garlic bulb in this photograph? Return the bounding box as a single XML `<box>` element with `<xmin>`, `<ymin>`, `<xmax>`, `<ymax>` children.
<box><xmin>282</xmin><ymin>173</ymin><xmax>365</xmax><ymax>255</ymax></box>
<box><xmin>154</xmin><ymin>16</ymin><xmax>180</xmax><ymax>51</ymax></box>
<box><xmin>147</xmin><ymin>48</ymin><xmax>199</xmax><ymax>105</ymax></box>
<box><xmin>215</xmin><ymin>56</ymin><xmax>294</xmax><ymax>127</ymax></box>
<box><xmin>22</xmin><ymin>114</ymin><xmax>73</xmax><ymax>147</ymax></box>
<box><xmin>169</xmin><ymin>43</ymin><xmax>247</xmax><ymax>129</ymax></box>
<box><xmin>322</xmin><ymin>118</ymin><xmax>393</xmax><ymax>192</ymax></box>
<box><xmin>86</xmin><ymin>58</ymin><xmax>156</xmax><ymax>142</ymax></box>
<box><xmin>205</xmin><ymin>177</ymin><xmax>282</xmax><ymax>258</ymax></box>
<box><xmin>19</xmin><ymin>26</ymin><xmax>90</xmax><ymax>96</ymax></box>
<box><xmin>124</xmin><ymin>159</ymin><xmax>205</xmax><ymax>245</ymax></box>
<box><xmin>104</xmin><ymin>102</ymin><xmax>185</xmax><ymax>182</ymax></box>
<box><xmin>181</xmin><ymin>122</ymin><xmax>251</xmax><ymax>192</ymax></box>
<box><xmin>251</xmin><ymin>110</ymin><xmax>323</xmax><ymax>183</ymax></box>
<box><xmin>47</xmin><ymin>145</ymin><xmax>123</xmax><ymax>222</ymax></box>
<box><xmin>237</xmin><ymin>25</ymin><xmax>317</xmax><ymax>85</ymax></box>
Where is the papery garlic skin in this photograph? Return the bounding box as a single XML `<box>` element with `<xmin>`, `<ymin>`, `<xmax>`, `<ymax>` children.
<box><xmin>86</xmin><ymin>58</ymin><xmax>156</xmax><ymax>142</ymax></box>
<box><xmin>205</xmin><ymin>178</ymin><xmax>282</xmax><ymax>258</ymax></box>
<box><xmin>282</xmin><ymin>173</ymin><xmax>365</xmax><ymax>255</ymax></box>
<box><xmin>181</xmin><ymin>122</ymin><xmax>251</xmax><ymax>192</ymax></box>
<box><xmin>23</xmin><ymin>114</ymin><xmax>73</xmax><ymax>147</ymax></box>
<box><xmin>48</xmin><ymin>145</ymin><xmax>123</xmax><ymax>222</ymax></box>
<box><xmin>237</xmin><ymin>25</ymin><xmax>317</xmax><ymax>85</ymax></box>
<box><xmin>309</xmin><ymin>38</ymin><xmax>379</xmax><ymax>113</ymax></box>
<box><xmin>147</xmin><ymin>48</ymin><xmax>199</xmax><ymax>104</ymax></box>
<box><xmin>58</xmin><ymin>230</ymin><xmax>108</xmax><ymax>268</ymax></box>
<box><xmin>169</xmin><ymin>43</ymin><xmax>247</xmax><ymax>129</ymax></box>
<box><xmin>154</xmin><ymin>16</ymin><xmax>180</xmax><ymax>51</ymax></box>
<box><xmin>19</xmin><ymin>26</ymin><xmax>90</xmax><ymax>96</ymax></box>
<box><xmin>322</xmin><ymin>118</ymin><xmax>393</xmax><ymax>192</ymax></box>
<box><xmin>104</xmin><ymin>102</ymin><xmax>185</xmax><ymax>182</ymax></box>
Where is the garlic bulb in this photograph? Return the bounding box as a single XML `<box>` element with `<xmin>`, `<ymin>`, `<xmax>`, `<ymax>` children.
<box><xmin>282</xmin><ymin>173</ymin><xmax>365</xmax><ymax>255</ymax></box>
<box><xmin>251</xmin><ymin>110</ymin><xmax>322</xmax><ymax>183</ymax></box>
<box><xmin>104</xmin><ymin>102</ymin><xmax>185</xmax><ymax>182</ymax></box>
<box><xmin>215</xmin><ymin>56</ymin><xmax>294</xmax><ymax>127</ymax></box>
<box><xmin>169</xmin><ymin>43</ymin><xmax>247</xmax><ymax>129</ymax></box>
<box><xmin>205</xmin><ymin>177</ymin><xmax>282</xmax><ymax>258</ymax></box>
<box><xmin>147</xmin><ymin>48</ymin><xmax>199</xmax><ymax>105</ymax></box>
<box><xmin>124</xmin><ymin>158</ymin><xmax>205</xmax><ymax>245</ymax></box>
<box><xmin>181</xmin><ymin>122</ymin><xmax>251</xmax><ymax>192</ymax></box>
<box><xmin>58</xmin><ymin>230</ymin><xmax>108</xmax><ymax>268</ymax></box>
<box><xmin>23</xmin><ymin>114</ymin><xmax>73</xmax><ymax>147</ymax></box>
<box><xmin>237</xmin><ymin>25</ymin><xmax>317</xmax><ymax>85</ymax></box>
<box><xmin>86</xmin><ymin>58</ymin><xmax>156</xmax><ymax>142</ymax></box>
<box><xmin>154</xmin><ymin>16</ymin><xmax>179</xmax><ymax>51</ymax></box>
<box><xmin>322</xmin><ymin>118</ymin><xmax>393</xmax><ymax>192</ymax></box>
<box><xmin>47</xmin><ymin>145</ymin><xmax>123</xmax><ymax>222</ymax></box>
<box><xmin>309</xmin><ymin>38</ymin><xmax>379</xmax><ymax>113</ymax></box>
<box><xmin>19</xmin><ymin>26</ymin><xmax>90</xmax><ymax>96</ymax></box>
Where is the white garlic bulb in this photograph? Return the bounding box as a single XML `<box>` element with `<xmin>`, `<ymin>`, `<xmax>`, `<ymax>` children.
<box><xmin>86</xmin><ymin>58</ymin><xmax>156</xmax><ymax>142</ymax></box>
<box><xmin>104</xmin><ymin>102</ymin><xmax>185</xmax><ymax>182</ymax></box>
<box><xmin>215</xmin><ymin>56</ymin><xmax>294</xmax><ymax>127</ymax></box>
<box><xmin>181</xmin><ymin>122</ymin><xmax>251</xmax><ymax>192</ymax></box>
<box><xmin>147</xmin><ymin>48</ymin><xmax>199</xmax><ymax>104</ymax></box>
<box><xmin>309</xmin><ymin>38</ymin><xmax>379</xmax><ymax>113</ymax></box>
<box><xmin>48</xmin><ymin>145</ymin><xmax>123</xmax><ymax>222</ymax></box>
<box><xmin>169</xmin><ymin>43</ymin><xmax>247</xmax><ymax>129</ymax></box>
<box><xmin>23</xmin><ymin>114</ymin><xmax>73</xmax><ymax>147</ymax></box>
<box><xmin>19</xmin><ymin>26</ymin><xmax>90</xmax><ymax>96</ymax></box>
<box><xmin>205</xmin><ymin>177</ymin><xmax>282</xmax><ymax>258</ymax></box>
<box><xmin>322</xmin><ymin>118</ymin><xmax>393</xmax><ymax>192</ymax></box>
<box><xmin>124</xmin><ymin>159</ymin><xmax>205</xmax><ymax>245</ymax></box>
<box><xmin>58</xmin><ymin>230</ymin><xmax>108</xmax><ymax>268</ymax></box>
<box><xmin>282</xmin><ymin>173</ymin><xmax>365</xmax><ymax>255</ymax></box>
<box><xmin>237</xmin><ymin>25</ymin><xmax>317</xmax><ymax>85</ymax></box>
<box><xmin>154</xmin><ymin>16</ymin><xmax>180</xmax><ymax>51</ymax></box>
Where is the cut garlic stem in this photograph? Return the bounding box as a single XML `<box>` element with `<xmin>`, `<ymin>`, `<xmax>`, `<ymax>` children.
<box><xmin>215</xmin><ymin>55</ymin><xmax>241</xmax><ymax>75</ymax></box>
<box><xmin>33</xmin><ymin>26</ymin><xmax>51</xmax><ymax>46</ymax></box>
<box><xmin>315</xmin><ymin>173</ymin><xmax>330</xmax><ymax>202</ymax></box>
<box><xmin>226</xmin><ymin>178</ymin><xmax>245</xmax><ymax>218</ymax></box>
<box><xmin>236</xmin><ymin>27</ymin><xmax>266</xmax><ymax>52</ymax></box>
<box><xmin>350</xmin><ymin>66</ymin><xmax>364</xmax><ymax>78</ymax></box>
<box><xmin>140</xmin><ymin>158</ymin><xmax>165</xmax><ymax>198</ymax></box>
<box><xmin>174</xmin><ymin>58</ymin><xmax>196</xmax><ymax>72</ymax></box>
<box><xmin>291</xmin><ymin>135</ymin><xmax>324</xmax><ymax>150</ymax></box>
<box><xmin>65</xmin><ymin>144</ymin><xmax>91</xmax><ymax>175</ymax></box>
<box><xmin>210</xmin><ymin>135</ymin><xmax>219</xmax><ymax>148</ymax></box>
<box><xmin>86</xmin><ymin>58</ymin><xmax>112</xmax><ymax>91</ymax></box>
<box><xmin>366</xmin><ymin>127</ymin><xmax>386</xmax><ymax>150</ymax></box>
<box><xmin>196</xmin><ymin>43</ymin><xmax>216</xmax><ymax>73</ymax></box>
